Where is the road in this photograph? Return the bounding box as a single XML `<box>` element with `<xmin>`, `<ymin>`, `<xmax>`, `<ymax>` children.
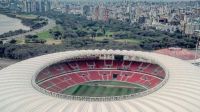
<box><xmin>2</xmin><ymin>17</ymin><xmax>56</xmax><ymax>43</ymax></box>
<box><xmin>0</xmin><ymin>58</ymin><xmax>19</xmax><ymax>70</ymax></box>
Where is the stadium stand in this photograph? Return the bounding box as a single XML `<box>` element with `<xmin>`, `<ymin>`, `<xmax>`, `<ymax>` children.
<box><xmin>36</xmin><ymin>59</ymin><xmax>165</xmax><ymax>94</ymax></box>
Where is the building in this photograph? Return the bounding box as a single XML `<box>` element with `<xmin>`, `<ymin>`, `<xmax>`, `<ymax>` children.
<box><xmin>20</xmin><ymin>0</ymin><xmax>51</xmax><ymax>13</ymax></box>
<box><xmin>83</xmin><ymin>5</ymin><xmax>90</xmax><ymax>16</ymax></box>
<box><xmin>185</xmin><ymin>20</ymin><xmax>200</xmax><ymax>35</ymax></box>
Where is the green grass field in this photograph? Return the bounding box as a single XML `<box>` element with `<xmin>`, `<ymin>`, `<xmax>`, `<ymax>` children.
<box><xmin>62</xmin><ymin>81</ymin><xmax>146</xmax><ymax>97</ymax></box>
<box><xmin>37</xmin><ymin>31</ymin><xmax>52</xmax><ymax>40</ymax></box>
<box><xmin>36</xmin><ymin>25</ymin><xmax>64</xmax><ymax>42</ymax></box>
<box><xmin>114</xmin><ymin>39</ymin><xmax>141</xmax><ymax>44</ymax></box>
<box><xmin>16</xmin><ymin>14</ymin><xmax>37</xmax><ymax>19</ymax></box>
<box><xmin>93</xmin><ymin>36</ymin><xmax>141</xmax><ymax>45</ymax></box>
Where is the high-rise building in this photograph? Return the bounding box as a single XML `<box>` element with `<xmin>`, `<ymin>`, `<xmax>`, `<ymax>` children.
<box><xmin>21</xmin><ymin>0</ymin><xmax>27</xmax><ymax>12</ymax></box>
<box><xmin>98</xmin><ymin>1</ymin><xmax>104</xmax><ymax>20</ymax></box>
<box><xmin>41</xmin><ymin>0</ymin><xmax>45</xmax><ymax>12</ymax></box>
<box><xmin>46</xmin><ymin>0</ymin><xmax>51</xmax><ymax>11</ymax></box>
<box><xmin>83</xmin><ymin>5</ymin><xmax>90</xmax><ymax>16</ymax></box>
<box><xmin>27</xmin><ymin>0</ymin><xmax>31</xmax><ymax>12</ymax></box>
<box><xmin>31</xmin><ymin>0</ymin><xmax>36</xmax><ymax>12</ymax></box>
<box><xmin>65</xmin><ymin>4</ymin><xmax>70</xmax><ymax>13</ymax></box>
<box><xmin>94</xmin><ymin>5</ymin><xmax>99</xmax><ymax>20</ymax></box>
<box><xmin>35</xmin><ymin>1</ymin><xmax>40</xmax><ymax>12</ymax></box>
<box><xmin>19</xmin><ymin>0</ymin><xmax>51</xmax><ymax>13</ymax></box>
<box><xmin>185</xmin><ymin>22</ymin><xmax>200</xmax><ymax>35</ymax></box>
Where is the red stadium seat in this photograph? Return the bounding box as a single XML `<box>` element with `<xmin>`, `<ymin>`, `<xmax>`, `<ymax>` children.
<box><xmin>88</xmin><ymin>71</ymin><xmax>102</xmax><ymax>80</ymax></box>
<box><xmin>37</xmin><ymin>59</ymin><xmax>165</xmax><ymax>93</ymax></box>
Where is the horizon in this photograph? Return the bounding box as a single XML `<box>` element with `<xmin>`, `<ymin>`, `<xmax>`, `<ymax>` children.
<box><xmin>60</xmin><ymin>0</ymin><xmax>199</xmax><ymax>2</ymax></box>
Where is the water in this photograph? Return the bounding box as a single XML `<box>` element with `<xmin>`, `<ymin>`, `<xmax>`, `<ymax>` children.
<box><xmin>0</xmin><ymin>14</ymin><xmax>30</xmax><ymax>35</ymax></box>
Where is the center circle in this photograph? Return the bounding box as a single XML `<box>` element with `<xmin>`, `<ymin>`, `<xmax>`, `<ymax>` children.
<box><xmin>33</xmin><ymin>57</ymin><xmax>167</xmax><ymax>101</ymax></box>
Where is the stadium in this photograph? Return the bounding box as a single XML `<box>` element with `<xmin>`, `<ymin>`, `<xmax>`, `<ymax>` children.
<box><xmin>0</xmin><ymin>49</ymin><xmax>200</xmax><ymax>112</ymax></box>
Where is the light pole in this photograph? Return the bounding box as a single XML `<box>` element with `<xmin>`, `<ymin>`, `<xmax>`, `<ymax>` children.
<box><xmin>194</xmin><ymin>30</ymin><xmax>200</xmax><ymax>60</ymax></box>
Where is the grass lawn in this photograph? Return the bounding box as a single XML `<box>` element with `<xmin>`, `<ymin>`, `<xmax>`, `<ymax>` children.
<box><xmin>93</xmin><ymin>36</ymin><xmax>141</xmax><ymax>45</ymax></box>
<box><xmin>62</xmin><ymin>81</ymin><xmax>146</xmax><ymax>97</ymax></box>
<box><xmin>35</xmin><ymin>25</ymin><xmax>63</xmax><ymax>45</ymax></box>
<box><xmin>37</xmin><ymin>31</ymin><xmax>62</xmax><ymax>45</ymax></box>
<box><xmin>62</xmin><ymin>85</ymin><xmax>80</xmax><ymax>95</ymax></box>
<box><xmin>52</xmin><ymin>25</ymin><xmax>64</xmax><ymax>33</ymax></box>
<box><xmin>92</xmin><ymin>36</ymin><xmax>110</xmax><ymax>41</ymax></box>
<box><xmin>36</xmin><ymin>25</ymin><xmax>64</xmax><ymax>40</ymax></box>
<box><xmin>16</xmin><ymin>14</ymin><xmax>37</xmax><ymax>19</ymax></box>
<box><xmin>15</xmin><ymin>38</ymin><xmax>25</xmax><ymax>44</ymax></box>
<box><xmin>14</xmin><ymin>29</ymin><xmax>62</xmax><ymax>45</ymax></box>
<box><xmin>45</xmin><ymin>39</ymin><xmax>62</xmax><ymax>45</ymax></box>
<box><xmin>37</xmin><ymin>31</ymin><xmax>52</xmax><ymax>40</ymax></box>
<box><xmin>105</xmin><ymin>31</ymin><xmax>114</xmax><ymax>36</ymax></box>
<box><xmin>114</xmin><ymin>39</ymin><xmax>141</xmax><ymax>45</ymax></box>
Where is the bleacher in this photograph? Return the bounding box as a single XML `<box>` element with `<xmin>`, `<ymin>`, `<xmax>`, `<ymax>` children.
<box><xmin>36</xmin><ymin>59</ymin><xmax>166</xmax><ymax>93</ymax></box>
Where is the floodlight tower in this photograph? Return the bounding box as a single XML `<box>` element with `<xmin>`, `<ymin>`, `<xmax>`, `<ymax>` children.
<box><xmin>94</xmin><ymin>5</ymin><xmax>99</xmax><ymax>20</ymax></box>
<box><xmin>98</xmin><ymin>0</ymin><xmax>104</xmax><ymax>20</ymax></box>
<box><xmin>104</xmin><ymin>7</ymin><xmax>109</xmax><ymax>21</ymax></box>
<box><xmin>194</xmin><ymin>30</ymin><xmax>200</xmax><ymax>60</ymax></box>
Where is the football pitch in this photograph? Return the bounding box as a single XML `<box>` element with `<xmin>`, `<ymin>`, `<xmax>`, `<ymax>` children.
<box><xmin>62</xmin><ymin>81</ymin><xmax>146</xmax><ymax>97</ymax></box>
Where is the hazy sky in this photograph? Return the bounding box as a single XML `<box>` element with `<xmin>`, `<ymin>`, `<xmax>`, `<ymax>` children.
<box><xmin>62</xmin><ymin>0</ymin><xmax>198</xmax><ymax>2</ymax></box>
<box><xmin>63</xmin><ymin>0</ymin><xmax>200</xmax><ymax>1</ymax></box>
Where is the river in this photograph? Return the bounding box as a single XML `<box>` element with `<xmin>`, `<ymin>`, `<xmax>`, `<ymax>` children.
<box><xmin>0</xmin><ymin>14</ymin><xmax>30</xmax><ymax>35</ymax></box>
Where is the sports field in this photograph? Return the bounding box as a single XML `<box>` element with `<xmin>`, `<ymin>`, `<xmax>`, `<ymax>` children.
<box><xmin>62</xmin><ymin>81</ymin><xmax>146</xmax><ymax>97</ymax></box>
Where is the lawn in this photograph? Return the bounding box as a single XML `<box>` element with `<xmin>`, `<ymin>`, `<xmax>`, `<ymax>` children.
<box><xmin>15</xmin><ymin>28</ymin><xmax>62</xmax><ymax>45</ymax></box>
<box><xmin>36</xmin><ymin>25</ymin><xmax>64</xmax><ymax>41</ymax></box>
<box><xmin>52</xmin><ymin>25</ymin><xmax>64</xmax><ymax>33</ymax></box>
<box><xmin>36</xmin><ymin>28</ymin><xmax>62</xmax><ymax>45</ymax></box>
<box><xmin>62</xmin><ymin>81</ymin><xmax>146</xmax><ymax>97</ymax></box>
<box><xmin>37</xmin><ymin>31</ymin><xmax>52</xmax><ymax>40</ymax></box>
<box><xmin>114</xmin><ymin>39</ymin><xmax>141</xmax><ymax>45</ymax></box>
<box><xmin>16</xmin><ymin>14</ymin><xmax>37</xmax><ymax>19</ymax></box>
<box><xmin>15</xmin><ymin>38</ymin><xmax>25</xmax><ymax>44</ymax></box>
<box><xmin>93</xmin><ymin>36</ymin><xmax>141</xmax><ymax>45</ymax></box>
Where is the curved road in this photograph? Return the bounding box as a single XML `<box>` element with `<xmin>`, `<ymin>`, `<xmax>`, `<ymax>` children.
<box><xmin>3</xmin><ymin>17</ymin><xmax>56</xmax><ymax>43</ymax></box>
<box><xmin>0</xmin><ymin>58</ymin><xmax>18</xmax><ymax>70</ymax></box>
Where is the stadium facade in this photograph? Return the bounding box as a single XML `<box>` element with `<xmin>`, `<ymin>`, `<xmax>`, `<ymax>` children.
<box><xmin>0</xmin><ymin>50</ymin><xmax>200</xmax><ymax>112</ymax></box>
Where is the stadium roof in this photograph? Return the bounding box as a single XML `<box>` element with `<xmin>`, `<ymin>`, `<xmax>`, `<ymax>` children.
<box><xmin>0</xmin><ymin>50</ymin><xmax>200</xmax><ymax>112</ymax></box>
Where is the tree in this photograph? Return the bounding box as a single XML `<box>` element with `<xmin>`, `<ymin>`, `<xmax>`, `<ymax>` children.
<box><xmin>9</xmin><ymin>39</ymin><xmax>17</xmax><ymax>44</ymax></box>
<box><xmin>53</xmin><ymin>31</ymin><xmax>62</xmax><ymax>39</ymax></box>
<box><xmin>76</xmin><ymin>30</ymin><xmax>88</xmax><ymax>37</ymax></box>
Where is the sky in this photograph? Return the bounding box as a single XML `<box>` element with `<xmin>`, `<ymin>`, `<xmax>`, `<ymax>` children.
<box><xmin>62</xmin><ymin>0</ymin><xmax>198</xmax><ymax>1</ymax></box>
<box><xmin>61</xmin><ymin>0</ymin><xmax>199</xmax><ymax>2</ymax></box>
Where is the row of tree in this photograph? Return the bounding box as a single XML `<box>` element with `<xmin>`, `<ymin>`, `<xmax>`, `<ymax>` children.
<box><xmin>0</xmin><ymin>37</ymin><xmax>141</xmax><ymax>60</ymax></box>
<box><xmin>0</xmin><ymin>29</ymin><xmax>27</xmax><ymax>38</ymax></box>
